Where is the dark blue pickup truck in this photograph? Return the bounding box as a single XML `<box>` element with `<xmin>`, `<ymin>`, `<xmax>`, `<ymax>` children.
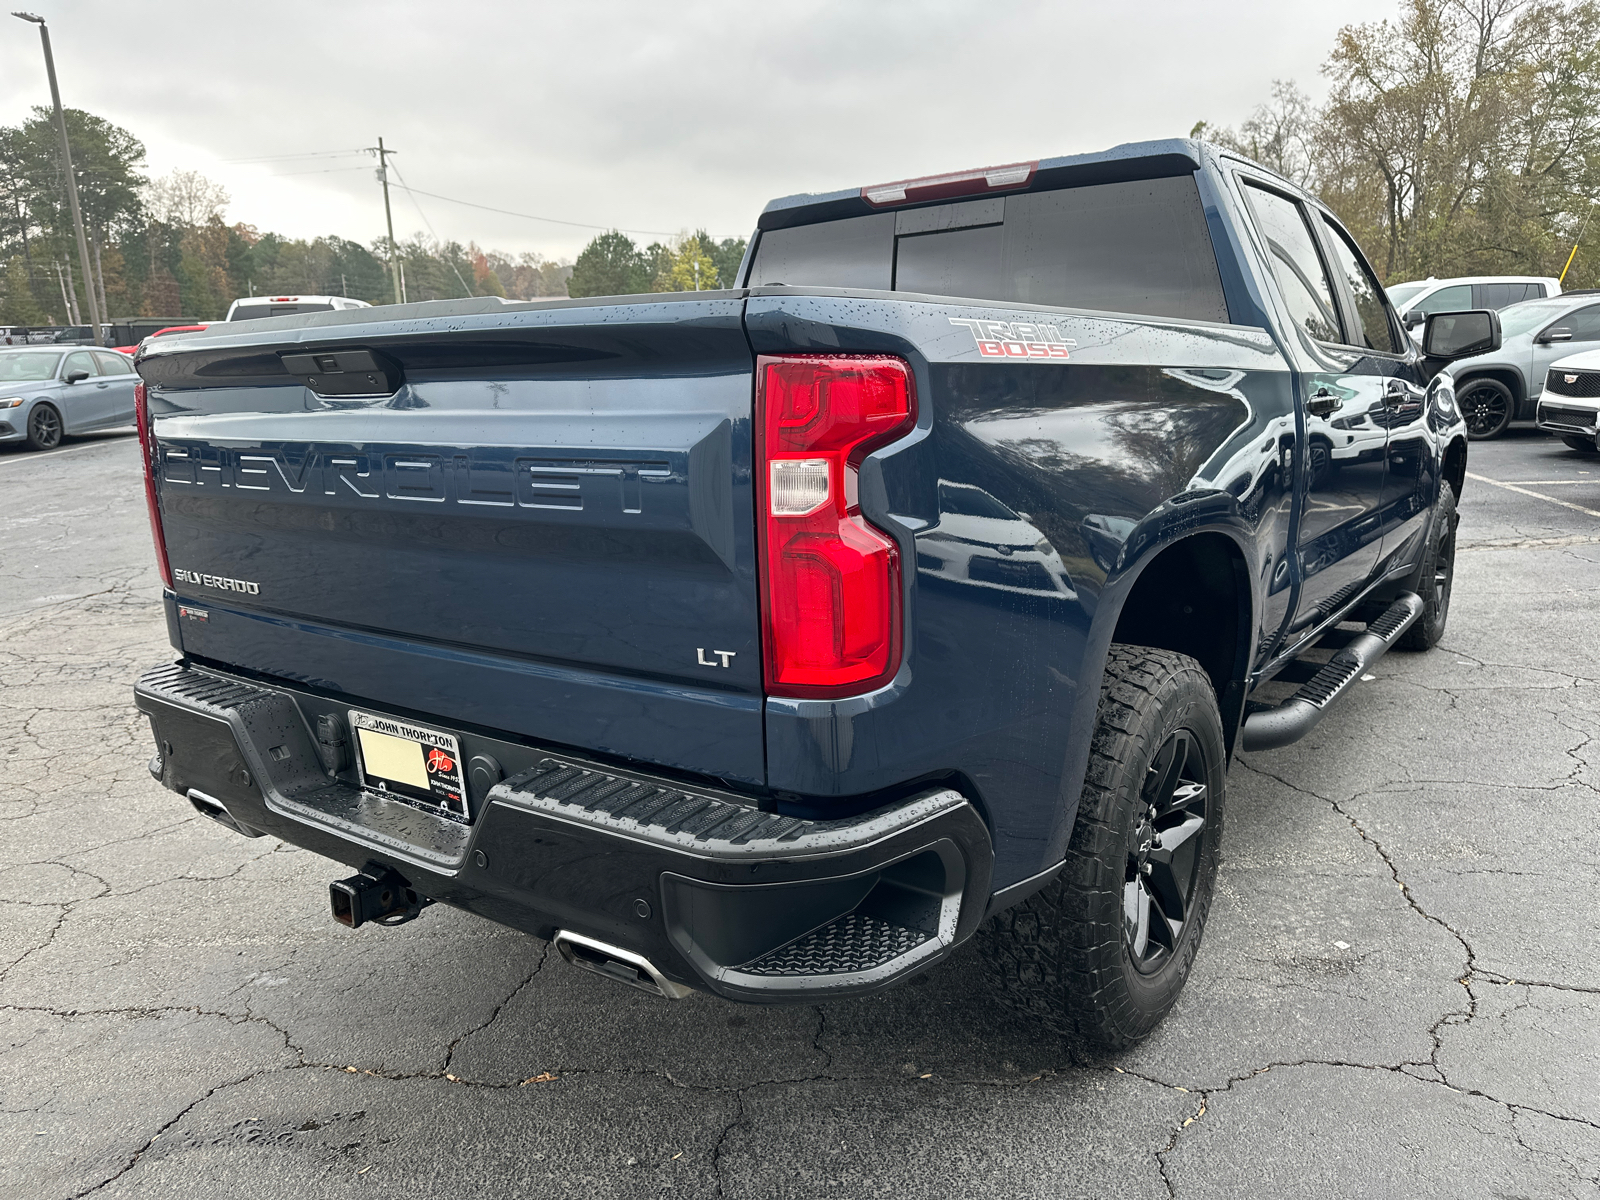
<box><xmin>131</xmin><ymin>139</ymin><xmax>1497</xmax><ymax>1047</ymax></box>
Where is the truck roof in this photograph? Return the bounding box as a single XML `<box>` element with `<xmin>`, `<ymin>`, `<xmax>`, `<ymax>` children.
<box><xmin>757</xmin><ymin>137</ymin><xmax>1216</xmax><ymax>232</ymax></box>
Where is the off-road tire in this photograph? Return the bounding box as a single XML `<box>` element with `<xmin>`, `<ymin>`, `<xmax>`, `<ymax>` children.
<box><xmin>1560</xmin><ymin>434</ymin><xmax>1600</xmax><ymax>454</ymax></box>
<box><xmin>25</xmin><ymin>403</ymin><xmax>62</xmax><ymax>451</ymax></box>
<box><xmin>1397</xmin><ymin>481</ymin><xmax>1457</xmax><ymax>651</ymax></box>
<box><xmin>978</xmin><ymin>645</ymin><xmax>1225</xmax><ymax>1050</ymax></box>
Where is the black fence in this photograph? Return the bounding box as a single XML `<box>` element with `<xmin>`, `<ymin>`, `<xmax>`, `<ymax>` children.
<box><xmin>1</xmin><ymin>319</ymin><xmax>201</xmax><ymax>348</ymax></box>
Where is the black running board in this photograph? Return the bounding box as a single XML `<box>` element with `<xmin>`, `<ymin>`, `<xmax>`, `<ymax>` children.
<box><xmin>1241</xmin><ymin>593</ymin><xmax>1424</xmax><ymax>752</ymax></box>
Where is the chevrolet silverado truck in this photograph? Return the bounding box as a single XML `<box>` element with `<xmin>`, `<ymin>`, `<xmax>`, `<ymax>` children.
<box><xmin>131</xmin><ymin>139</ymin><xmax>1496</xmax><ymax>1047</ymax></box>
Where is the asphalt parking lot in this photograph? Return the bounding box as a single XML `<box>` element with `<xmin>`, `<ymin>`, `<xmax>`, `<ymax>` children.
<box><xmin>2</xmin><ymin>427</ymin><xmax>1597</xmax><ymax>1199</ymax></box>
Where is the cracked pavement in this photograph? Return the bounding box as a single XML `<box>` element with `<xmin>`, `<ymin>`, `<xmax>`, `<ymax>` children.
<box><xmin>1</xmin><ymin>429</ymin><xmax>1597</xmax><ymax>1198</ymax></box>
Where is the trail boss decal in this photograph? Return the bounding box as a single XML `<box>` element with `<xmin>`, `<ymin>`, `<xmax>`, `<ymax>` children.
<box><xmin>949</xmin><ymin>318</ymin><xmax>1076</xmax><ymax>360</ymax></box>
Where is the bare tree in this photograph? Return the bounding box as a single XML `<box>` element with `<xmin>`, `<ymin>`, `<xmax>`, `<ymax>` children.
<box><xmin>143</xmin><ymin>169</ymin><xmax>230</xmax><ymax>228</ymax></box>
<box><xmin>1202</xmin><ymin>0</ymin><xmax>1600</xmax><ymax>284</ymax></box>
<box><xmin>1199</xmin><ymin>81</ymin><xmax>1320</xmax><ymax>188</ymax></box>
<box><xmin>1319</xmin><ymin>0</ymin><xmax>1600</xmax><ymax>279</ymax></box>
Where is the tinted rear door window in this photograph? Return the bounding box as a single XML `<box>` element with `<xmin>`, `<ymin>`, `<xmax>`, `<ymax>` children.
<box><xmin>1567</xmin><ymin>305</ymin><xmax>1600</xmax><ymax>341</ymax></box>
<box><xmin>1476</xmin><ymin>283</ymin><xmax>1533</xmax><ymax>309</ymax></box>
<box><xmin>93</xmin><ymin>350</ymin><xmax>132</xmax><ymax>375</ymax></box>
<box><xmin>748</xmin><ymin>175</ymin><xmax>1230</xmax><ymax>323</ymax></box>
<box><xmin>1241</xmin><ymin>182</ymin><xmax>1341</xmax><ymax>343</ymax></box>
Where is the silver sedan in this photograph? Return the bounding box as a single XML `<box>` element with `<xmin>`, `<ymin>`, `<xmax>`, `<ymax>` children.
<box><xmin>0</xmin><ymin>346</ymin><xmax>140</xmax><ymax>451</ymax></box>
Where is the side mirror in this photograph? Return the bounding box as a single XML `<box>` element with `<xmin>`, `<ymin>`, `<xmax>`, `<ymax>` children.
<box><xmin>1422</xmin><ymin>309</ymin><xmax>1500</xmax><ymax>360</ymax></box>
<box><xmin>1537</xmin><ymin>326</ymin><xmax>1574</xmax><ymax>345</ymax></box>
<box><xmin>64</xmin><ymin>369</ymin><xmax>90</xmax><ymax>384</ymax></box>
<box><xmin>1403</xmin><ymin>310</ymin><xmax>1425</xmax><ymax>329</ymax></box>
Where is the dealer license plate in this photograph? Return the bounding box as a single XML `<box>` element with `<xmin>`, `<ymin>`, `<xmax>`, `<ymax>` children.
<box><xmin>349</xmin><ymin>709</ymin><xmax>470</xmax><ymax>822</ymax></box>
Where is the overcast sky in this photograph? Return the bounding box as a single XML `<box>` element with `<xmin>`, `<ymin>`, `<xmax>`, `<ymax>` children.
<box><xmin>0</xmin><ymin>0</ymin><xmax>1400</xmax><ymax>262</ymax></box>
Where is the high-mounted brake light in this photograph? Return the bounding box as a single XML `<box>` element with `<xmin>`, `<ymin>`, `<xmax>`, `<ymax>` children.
<box><xmin>135</xmin><ymin>382</ymin><xmax>173</xmax><ymax>589</ymax></box>
<box><xmin>757</xmin><ymin>355</ymin><xmax>916</xmax><ymax>698</ymax></box>
<box><xmin>861</xmin><ymin>161</ymin><xmax>1036</xmax><ymax>208</ymax></box>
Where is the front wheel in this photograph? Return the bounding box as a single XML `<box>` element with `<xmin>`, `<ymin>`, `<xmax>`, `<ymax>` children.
<box><xmin>1457</xmin><ymin>379</ymin><xmax>1513</xmax><ymax>440</ymax></box>
<box><xmin>1560</xmin><ymin>434</ymin><xmax>1600</xmax><ymax>454</ymax></box>
<box><xmin>979</xmin><ymin>645</ymin><xmax>1225</xmax><ymax>1049</ymax></box>
<box><xmin>25</xmin><ymin>403</ymin><xmax>62</xmax><ymax>451</ymax></box>
<box><xmin>1398</xmin><ymin>482</ymin><xmax>1458</xmax><ymax>651</ymax></box>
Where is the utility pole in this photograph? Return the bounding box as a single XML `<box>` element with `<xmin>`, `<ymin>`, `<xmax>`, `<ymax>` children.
<box><xmin>369</xmin><ymin>138</ymin><xmax>403</xmax><ymax>305</ymax></box>
<box><xmin>13</xmin><ymin>13</ymin><xmax>103</xmax><ymax>344</ymax></box>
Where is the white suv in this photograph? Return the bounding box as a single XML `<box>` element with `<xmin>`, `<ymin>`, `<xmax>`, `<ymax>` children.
<box><xmin>1386</xmin><ymin>276</ymin><xmax>1561</xmax><ymax>340</ymax></box>
<box><xmin>1536</xmin><ymin>347</ymin><xmax>1600</xmax><ymax>453</ymax></box>
<box><xmin>224</xmin><ymin>295</ymin><xmax>373</xmax><ymax>321</ymax></box>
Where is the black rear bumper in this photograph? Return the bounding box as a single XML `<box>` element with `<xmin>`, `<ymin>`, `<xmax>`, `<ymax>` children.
<box><xmin>134</xmin><ymin>662</ymin><xmax>993</xmax><ymax>1003</ymax></box>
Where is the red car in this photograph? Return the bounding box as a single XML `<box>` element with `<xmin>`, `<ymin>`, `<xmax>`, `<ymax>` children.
<box><xmin>114</xmin><ymin>324</ymin><xmax>209</xmax><ymax>355</ymax></box>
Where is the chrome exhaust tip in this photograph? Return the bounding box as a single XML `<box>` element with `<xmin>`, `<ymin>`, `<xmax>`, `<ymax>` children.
<box><xmin>186</xmin><ymin>788</ymin><xmax>263</xmax><ymax>838</ymax></box>
<box><xmin>553</xmin><ymin>930</ymin><xmax>694</xmax><ymax>1000</ymax></box>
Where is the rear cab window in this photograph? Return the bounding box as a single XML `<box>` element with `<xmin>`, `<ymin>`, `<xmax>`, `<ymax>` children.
<box><xmin>748</xmin><ymin>174</ymin><xmax>1230</xmax><ymax>324</ymax></box>
<box><xmin>229</xmin><ymin>303</ymin><xmax>336</xmax><ymax>321</ymax></box>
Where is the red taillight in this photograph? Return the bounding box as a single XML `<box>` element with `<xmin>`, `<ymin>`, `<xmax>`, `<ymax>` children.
<box><xmin>135</xmin><ymin>382</ymin><xmax>173</xmax><ymax>589</ymax></box>
<box><xmin>757</xmin><ymin>355</ymin><xmax>915</xmax><ymax>698</ymax></box>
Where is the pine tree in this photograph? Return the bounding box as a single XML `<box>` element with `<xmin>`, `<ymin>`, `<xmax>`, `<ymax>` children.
<box><xmin>1</xmin><ymin>255</ymin><xmax>46</xmax><ymax>325</ymax></box>
<box><xmin>568</xmin><ymin>230</ymin><xmax>648</xmax><ymax>297</ymax></box>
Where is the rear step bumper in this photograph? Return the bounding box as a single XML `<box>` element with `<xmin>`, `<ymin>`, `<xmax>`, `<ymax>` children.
<box><xmin>1241</xmin><ymin>592</ymin><xmax>1424</xmax><ymax>752</ymax></box>
<box><xmin>134</xmin><ymin>661</ymin><xmax>993</xmax><ymax>1004</ymax></box>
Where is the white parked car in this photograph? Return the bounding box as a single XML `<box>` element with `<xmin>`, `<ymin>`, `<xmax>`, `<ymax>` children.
<box><xmin>1536</xmin><ymin>347</ymin><xmax>1600</xmax><ymax>454</ymax></box>
<box><xmin>1386</xmin><ymin>275</ymin><xmax>1561</xmax><ymax>342</ymax></box>
<box><xmin>224</xmin><ymin>294</ymin><xmax>373</xmax><ymax>321</ymax></box>
<box><xmin>917</xmin><ymin>481</ymin><xmax>1076</xmax><ymax>600</ymax></box>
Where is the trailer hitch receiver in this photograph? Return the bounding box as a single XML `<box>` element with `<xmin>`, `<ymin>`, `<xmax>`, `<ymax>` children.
<box><xmin>330</xmin><ymin>862</ymin><xmax>432</xmax><ymax>929</ymax></box>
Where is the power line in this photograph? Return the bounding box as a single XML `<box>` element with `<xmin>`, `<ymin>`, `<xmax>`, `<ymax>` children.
<box><xmin>224</xmin><ymin>148</ymin><xmax>368</xmax><ymax>164</ymax></box>
<box><xmin>268</xmin><ymin>165</ymin><xmax>375</xmax><ymax>178</ymax></box>
<box><xmin>224</xmin><ymin>147</ymin><xmax>743</xmax><ymax>243</ymax></box>
<box><xmin>387</xmin><ymin>181</ymin><xmax>738</xmax><ymax>241</ymax></box>
<box><xmin>388</xmin><ymin>161</ymin><xmax>477</xmax><ymax>298</ymax></box>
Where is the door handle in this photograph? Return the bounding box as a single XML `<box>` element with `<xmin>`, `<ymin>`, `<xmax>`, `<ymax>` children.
<box><xmin>1307</xmin><ymin>388</ymin><xmax>1340</xmax><ymax>416</ymax></box>
<box><xmin>1382</xmin><ymin>380</ymin><xmax>1415</xmax><ymax>408</ymax></box>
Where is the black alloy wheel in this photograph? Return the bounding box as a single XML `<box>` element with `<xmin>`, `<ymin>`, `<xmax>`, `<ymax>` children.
<box><xmin>25</xmin><ymin>403</ymin><xmax>62</xmax><ymax>451</ymax></box>
<box><xmin>977</xmin><ymin>645</ymin><xmax>1225</xmax><ymax>1049</ymax></box>
<box><xmin>1307</xmin><ymin>438</ymin><xmax>1333</xmax><ymax>490</ymax></box>
<box><xmin>1457</xmin><ymin>379</ymin><xmax>1513</xmax><ymax>440</ymax></box>
<box><xmin>1125</xmin><ymin>728</ymin><xmax>1210</xmax><ymax>974</ymax></box>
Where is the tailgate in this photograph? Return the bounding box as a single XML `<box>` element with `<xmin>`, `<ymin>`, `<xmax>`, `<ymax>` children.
<box><xmin>139</xmin><ymin>297</ymin><xmax>763</xmax><ymax>784</ymax></box>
